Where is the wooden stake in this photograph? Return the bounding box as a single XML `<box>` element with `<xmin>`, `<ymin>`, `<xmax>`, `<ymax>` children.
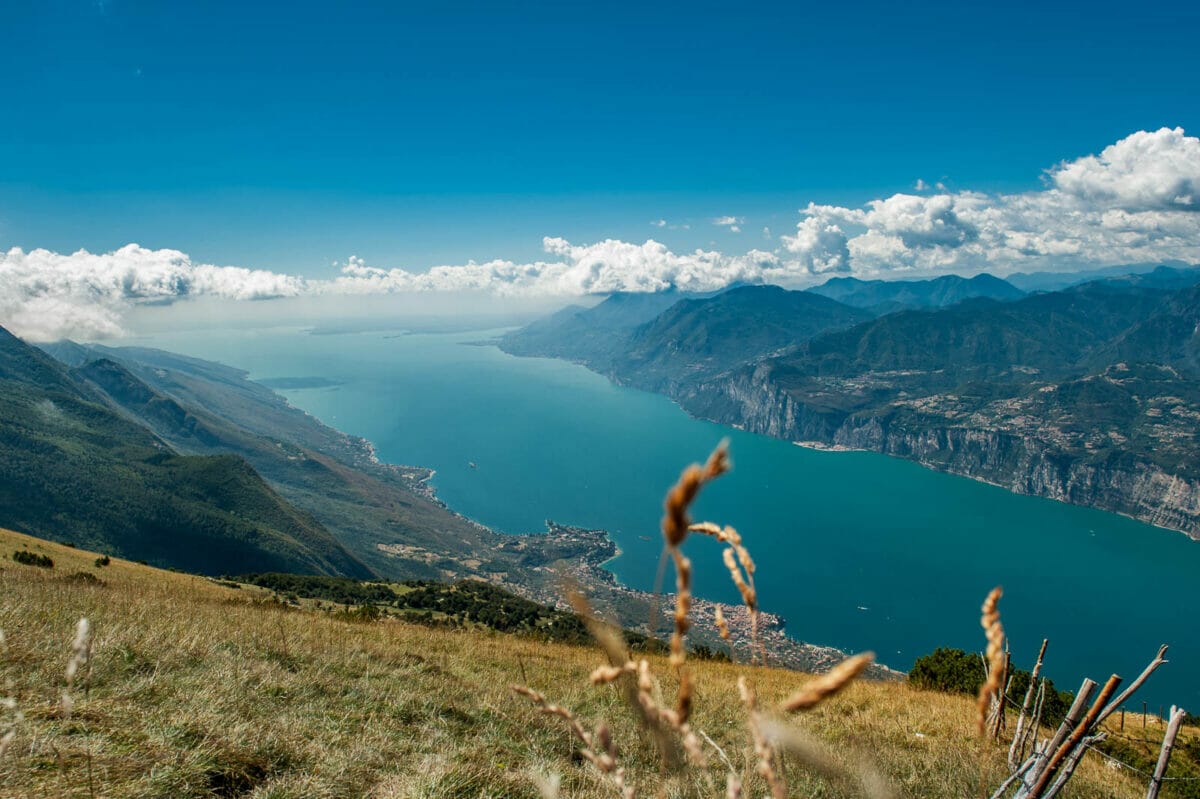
<box><xmin>1146</xmin><ymin>706</ymin><xmax>1186</xmax><ymax>799</ymax></box>
<box><xmin>1013</xmin><ymin>679</ymin><xmax>1097</xmax><ymax>799</ymax></box>
<box><xmin>1010</xmin><ymin>639</ymin><xmax>1049</xmax><ymax>769</ymax></box>
<box><xmin>1026</xmin><ymin>675</ymin><xmax>1122</xmax><ymax>799</ymax></box>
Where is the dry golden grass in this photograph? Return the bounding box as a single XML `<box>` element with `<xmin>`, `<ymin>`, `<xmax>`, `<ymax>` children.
<box><xmin>0</xmin><ymin>527</ymin><xmax>1152</xmax><ymax>798</ymax></box>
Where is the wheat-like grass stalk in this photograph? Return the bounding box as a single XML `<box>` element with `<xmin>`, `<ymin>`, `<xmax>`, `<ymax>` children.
<box><xmin>780</xmin><ymin>652</ymin><xmax>876</xmax><ymax>712</ymax></box>
<box><xmin>976</xmin><ymin>587</ymin><xmax>1005</xmax><ymax>735</ymax></box>
<box><xmin>61</xmin><ymin>617</ymin><xmax>92</xmax><ymax>719</ymax></box>
<box><xmin>661</xmin><ymin>442</ymin><xmax>729</xmax><ymax>724</ymax></box>
<box><xmin>757</xmin><ymin>718</ymin><xmax>895</xmax><ymax>799</ymax></box>
<box><xmin>738</xmin><ymin>676</ymin><xmax>786</xmax><ymax>799</ymax></box>
<box><xmin>713</xmin><ymin>606</ymin><xmax>731</xmax><ymax>653</ymax></box>
<box><xmin>0</xmin><ymin>626</ymin><xmax>19</xmax><ymax>760</ymax></box>
<box><xmin>633</xmin><ymin>658</ymin><xmax>706</xmax><ymax>765</ymax></box>
<box><xmin>590</xmin><ymin>663</ymin><xmax>637</xmax><ymax>685</ymax></box>
<box><xmin>691</xmin><ymin>522</ymin><xmax>763</xmax><ymax>663</ymax></box>
<box><xmin>566</xmin><ymin>590</ymin><xmax>679</xmax><ymax>765</ymax></box>
<box><xmin>513</xmin><ymin>685</ymin><xmax>636</xmax><ymax>799</ymax></box>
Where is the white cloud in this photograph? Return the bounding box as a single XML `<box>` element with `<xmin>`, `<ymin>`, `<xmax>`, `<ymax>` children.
<box><xmin>0</xmin><ymin>243</ymin><xmax>305</xmax><ymax>341</ymax></box>
<box><xmin>0</xmin><ymin>238</ymin><xmax>784</xmax><ymax>340</ymax></box>
<box><xmin>780</xmin><ymin>207</ymin><xmax>853</xmax><ymax>274</ymax></box>
<box><xmin>780</xmin><ymin>127</ymin><xmax>1200</xmax><ymax>277</ymax></box>
<box><xmin>3</xmin><ymin>128</ymin><xmax>1199</xmax><ymax>342</ymax></box>
<box><xmin>1051</xmin><ymin>127</ymin><xmax>1200</xmax><ymax>211</ymax></box>
<box><xmin>914</xmin><ymin>178</ymin><xmax>929</xmax><ymax>191</ymax></box>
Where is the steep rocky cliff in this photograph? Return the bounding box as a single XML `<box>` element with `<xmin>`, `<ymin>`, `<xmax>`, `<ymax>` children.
<box><xmin>681</xmin><ymin>364</ymin><xmax>1200</xmax><ymax>539</ymax></box>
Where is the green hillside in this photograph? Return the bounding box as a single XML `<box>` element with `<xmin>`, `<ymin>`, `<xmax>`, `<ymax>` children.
<box><xmin>0</xmin><ymin>327</ymin><xmax>369</xmax><ymax>577</ymax></box>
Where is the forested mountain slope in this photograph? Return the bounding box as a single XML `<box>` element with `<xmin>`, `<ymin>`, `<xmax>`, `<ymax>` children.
<box><xmin>0</xmin><ymin>327</ymin><xmax>368</xmax><ymax>576</ymax></box>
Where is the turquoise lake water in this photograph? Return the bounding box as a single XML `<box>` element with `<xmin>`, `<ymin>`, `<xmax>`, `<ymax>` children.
<box><xmin>133</xmin><ymin>326</ymin><xmax>1200</xmax><ymax>708</ymax></box>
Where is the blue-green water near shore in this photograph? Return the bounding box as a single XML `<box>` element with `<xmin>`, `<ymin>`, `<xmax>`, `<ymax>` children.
<box><xmin>134</xmin><ymin>326</ymin><xmax>1199</xmax><ymax>707</ymax></box>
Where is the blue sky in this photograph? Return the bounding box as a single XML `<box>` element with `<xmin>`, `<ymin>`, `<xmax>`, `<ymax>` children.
<box><xmin>3</xmin><ymin>0</ymin><xmax>1198</xmax><ymax>273</ymax></box>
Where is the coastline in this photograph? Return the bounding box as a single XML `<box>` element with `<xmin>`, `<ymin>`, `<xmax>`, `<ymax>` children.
<box><xmin>268</xmin><ymin>353</ymin><xmax>898</xmax><ymax>676</ymax></box>
<box><xmin>491</xmin><ymin>520</ymin><xmax>899</xmax><ymax>679</ymax></box>
<box><xmin>792</xmin><ymin>440</ymin><xmax>863</xmax><ymax>453</ymax></box>
<box><xmin>501</xmin><ymin>346</ymin><xmax>1200</xmax><ymax>543</ymax></box>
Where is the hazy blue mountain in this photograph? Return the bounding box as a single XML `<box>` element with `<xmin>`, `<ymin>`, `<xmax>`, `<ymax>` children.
<box><xmin>1</xmin><ymin>326</ymin><xmax>370</xmax><ymax>577</ymax></box>
<box><xmin>616</xmin><ymin>285</ymin><xmax>872</xmax><ymax>389</ymax></box>
<box><xmin>1092</xmin><ymin>264</ymin><xmax>1200</xmax><ymax>291</ymax></box>
<box><xmin>1005</xmin><ymin>262</ymin><xmax>1200</xmax><ymax>292</ymax></box>
<box><xmin>500</xmin><ymin>289</ymin><xmax>701</xmax><ymax>367</ymax></box>
<box><xmin>806</xmin><ymin>273</ymin><xmax>1024</xmax><ymax>313</ymax></box>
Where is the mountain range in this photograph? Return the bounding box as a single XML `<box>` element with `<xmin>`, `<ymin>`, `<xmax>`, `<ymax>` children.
<box><xmin>501</xmin><ymin>266</ymin><xmax>1200</xmax><ymax>538</ymax></box>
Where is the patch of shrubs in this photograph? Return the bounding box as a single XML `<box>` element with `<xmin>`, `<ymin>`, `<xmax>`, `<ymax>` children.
<box><xmin>690</xmin><ymin>643</ymin><xmax>732</xmax><ymax>662</ymax></box>
<box><xmin>94</xmin><ymin>555</ymin><xmax>111</xmax><ymax>567</ymax></box>
<box><xmin>13</xmin><ymin>549</ymin><xmax>54</xmax><ymax>568</ymax></box>
<box><xmin>66</xmin><ymin>571</ymin><xmax>105</xmax><ymax>586</ymax></box>
<box><xmin>909</xmin><ymin>646</ymin><xmax>1073</xmax><ymax>725</ymax></box>
<box><xmin>335</xmin><ymin>604</ymin><xmax>384</xmax><ymax>623</ymax></box>
<box><xmin>236</xmin><ymin>572</ymin><xmax>399</xmax><ymax>605</ymax></box>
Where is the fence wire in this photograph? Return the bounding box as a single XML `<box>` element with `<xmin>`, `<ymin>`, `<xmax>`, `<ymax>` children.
<box><xmin>994</xmin><ymin>691</ymin><xmax>1200</xmax><ymax>784</ymax></box>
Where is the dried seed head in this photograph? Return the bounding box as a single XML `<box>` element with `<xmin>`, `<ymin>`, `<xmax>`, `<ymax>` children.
<box><xmin>780</xmin><ymin>652</ymin><xmax>875</xmax><ymax>712</ymax></box>
<box><xmin>590</xmin><ymin>664</ymin><xmax>635</xmax><ymax>685</ymax></box>
<box><xmin>976</xmin><ymin>586</ymin><xmax>1006</xmax><ymax>735</ymax></box>
<box><xmin>661</xmin><ymin>441</ymin><xmax>730</xmax><ymax>548</ymax></box>
<box><xmin>714</xmin><ymin>606</ymin><xmax>731</xmax><ymax>643</ymax></box>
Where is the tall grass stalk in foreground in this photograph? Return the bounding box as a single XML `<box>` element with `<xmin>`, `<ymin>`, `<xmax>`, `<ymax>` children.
<box><xmin>0</xmin><ymin>628</ymin><xmax>21</xmax><ymax>760</ymax></box>
<box><xmin>513</xmin><ymin>442</ymin><xmax>890</xmax><ymax>798</ymax></box>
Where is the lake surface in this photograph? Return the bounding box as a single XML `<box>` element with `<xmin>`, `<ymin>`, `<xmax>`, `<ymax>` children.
<box><xmin>132</xmin><ymin>325</ymin><xmax>1200</xmax><ymax>708</ymax></box>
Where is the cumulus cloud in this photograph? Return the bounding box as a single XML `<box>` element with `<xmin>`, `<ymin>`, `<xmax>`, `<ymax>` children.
<box><xmin>1051</xmin><ymin>127</ymin><xmax>1200</xmax><ymax>211</ymax></box>
<box><xmin>3</xmin><ymin>128</ymin><xmax>1199</xmax><ymax>341</ymax></box>
<box><xmin>779</xmin><ymin>127</ymin><xmax>1200</xmax><ymax>276</ymax></box>
<box><xmin>0</xmin><ymin>237</ymin><xmax>788</xmax><ymax>340</ymax></box>
<box><xmin>780</xmin><ymin>209</ymin><xmax>853</xmax><ymax>274</ymax></box>
<box><xmin>0</xmin><ymin>244</ymin><xmax>305</xmax><ymax>341</ymax></box>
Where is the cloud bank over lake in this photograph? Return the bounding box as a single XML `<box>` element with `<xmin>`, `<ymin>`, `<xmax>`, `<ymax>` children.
<box><xmin>3</xmin><ymin>128</ymin><xmax>1199</xmax><ymax>341</ymax></box>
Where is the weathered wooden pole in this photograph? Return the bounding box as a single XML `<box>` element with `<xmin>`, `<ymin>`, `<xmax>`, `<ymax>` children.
<box><xmin>1146</xmin><ymin>706</ymin><xmax>1186</xmax><ymax>799</ymax></box>
<box><xmin>1026</xmin><ymin>675</ymin><xmax>1122</xmax><ymax>799</ymax></box>
<box><xmin>1013</xmin><ymin>679</ymin><xmax>1097</xmax><ymax>799</ymax></box>
<box><xmin>1010</xmin><ymin>639</ymin><xmax>1049</xmax><ymax>769</ymax></box>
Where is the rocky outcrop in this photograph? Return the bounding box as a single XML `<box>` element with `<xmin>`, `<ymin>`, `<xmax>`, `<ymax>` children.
<box><xmin>680</xmin><ymin>367</ymin><xmax>1200</xmax><ymax>540</ymax></box>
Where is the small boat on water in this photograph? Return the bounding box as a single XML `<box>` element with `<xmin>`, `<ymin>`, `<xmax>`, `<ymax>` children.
<box><xmin>468</xmin><ymin>462</ymin><xmax>478</xmax><ymax>469</ymax></box>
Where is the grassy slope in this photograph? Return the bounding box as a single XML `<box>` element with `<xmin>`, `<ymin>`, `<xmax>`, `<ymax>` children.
<box><xmin>0</xmin><ymin>529</ymin><xmax>1166</xmax><ymax>799</ymax></box>
<box><xmin>68</xmin><ymin>345</ymin><xmax>519</xmax><ymax>582</ymax></box>
<box><xmin>0</xmin><ymin>329</ymin><xmax>368</xmax><ymax>578</ymax></box>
